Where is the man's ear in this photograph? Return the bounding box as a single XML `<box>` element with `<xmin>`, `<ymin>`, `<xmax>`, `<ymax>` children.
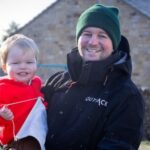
<box><xmin>1</xmin><ymin>64</ymin><xmax>7</xmax><ymax>73</ymax></box>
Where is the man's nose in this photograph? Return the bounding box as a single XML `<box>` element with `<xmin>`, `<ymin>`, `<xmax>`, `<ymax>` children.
<box><xmin>89</xmin><ymin>35</ymin><xmax>99</xmax><ymax>46</ymax></box>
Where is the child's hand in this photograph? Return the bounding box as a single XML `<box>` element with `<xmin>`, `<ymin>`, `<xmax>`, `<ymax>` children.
<box><xmin>0</xmin><ymin>106</ymin><xmax>14</xmax><ymax>120</ymax></box>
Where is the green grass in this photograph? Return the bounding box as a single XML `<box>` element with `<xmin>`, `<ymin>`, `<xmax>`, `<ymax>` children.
<box><xmin>139</xmin><ymin>141</ymin><xmax>150</xmax><ymax>150</ymax></box>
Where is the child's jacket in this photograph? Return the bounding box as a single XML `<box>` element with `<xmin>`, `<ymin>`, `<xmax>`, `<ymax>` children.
<box><xmin>0</xmin><ymin>76</ymin><xmax>43</xmax><ymax>145</ymax></box>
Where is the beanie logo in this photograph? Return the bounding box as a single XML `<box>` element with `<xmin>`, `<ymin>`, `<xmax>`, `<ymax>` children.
<box><xmin>85</xmin><ymin>96</ymin><xmax>108</xmax><ymax>107</ymax></box>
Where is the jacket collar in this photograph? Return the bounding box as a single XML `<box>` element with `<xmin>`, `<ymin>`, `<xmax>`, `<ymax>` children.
<box><xmin>67</xmin><ymin>48</ymin><xmax>121</xmax><ymax>85</ymax></box>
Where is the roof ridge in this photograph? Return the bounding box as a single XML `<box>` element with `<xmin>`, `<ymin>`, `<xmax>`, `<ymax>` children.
<box><xmin>123</xmin><ymin>0</ymin><xmax>150</xmax><ymax>18</ymax></box>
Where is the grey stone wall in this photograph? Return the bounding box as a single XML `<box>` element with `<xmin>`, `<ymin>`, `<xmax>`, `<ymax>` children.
<box><xmin>140</xmin><ymin>87</ymin><xmax>150</xmax><ymax>140</ymax></box>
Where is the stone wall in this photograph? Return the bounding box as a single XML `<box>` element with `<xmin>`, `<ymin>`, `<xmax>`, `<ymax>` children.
<box><xmin>141</xmin><ymin>87</ymin><xmax>150</xmax><ymax>140</ymax></box>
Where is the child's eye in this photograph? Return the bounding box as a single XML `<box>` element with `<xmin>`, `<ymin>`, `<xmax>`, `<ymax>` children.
<box><xmin>12</xmin><ymin>62</ymin><xmax>19</xmax><ymax>64</ymax></box>
<box><xmin>27</xmin><ymin>61</ymin><xmax>34</xmax><ymax>64</ymax></box>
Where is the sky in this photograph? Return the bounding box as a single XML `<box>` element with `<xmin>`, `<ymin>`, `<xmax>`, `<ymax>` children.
<box><xmin>0</xmin><ymin>0</ymin><xmax>56</xmax><ymax>41</ymax></box>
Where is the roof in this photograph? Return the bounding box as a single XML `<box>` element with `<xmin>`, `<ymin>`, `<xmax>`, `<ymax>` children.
<box><xmin>17</xmin><ymin>0</ymin><xmax>150</xmax><ymax>33</ymax></box>
<box><xmin>123</xmin><ymin>0</ymin><xmax>150</xmax><ymax>18</ymax></box>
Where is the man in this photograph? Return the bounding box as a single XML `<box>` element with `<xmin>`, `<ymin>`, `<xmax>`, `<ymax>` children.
<box><xmin>42</xmin><ymin>4</ymin><xmax>145</xmax><ymax>150</ymax></box>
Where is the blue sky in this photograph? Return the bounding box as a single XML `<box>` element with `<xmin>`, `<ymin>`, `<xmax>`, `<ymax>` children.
<box><xmin>0</xmin><ymin>0</ymin><xmax>56</xmax><ymax>40</ymax></box>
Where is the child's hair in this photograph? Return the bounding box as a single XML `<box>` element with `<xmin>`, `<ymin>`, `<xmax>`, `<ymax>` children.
<box><xmin>0</xmin><ymin>34</ymin><xmax>39</xmax><ymax>66</ymax></box>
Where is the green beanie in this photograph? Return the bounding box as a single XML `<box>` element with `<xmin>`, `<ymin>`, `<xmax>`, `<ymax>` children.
<box><xmin>76</xmin><ymin>4</ymin><xmax>121</xmax><ymax>50</ymax></box>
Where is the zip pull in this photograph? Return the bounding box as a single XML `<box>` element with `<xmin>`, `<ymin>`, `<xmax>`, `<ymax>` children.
<box><xmin>103</xmin><ymin>75</ymin><xmax>108</xmax><ymax>86</ymax></box>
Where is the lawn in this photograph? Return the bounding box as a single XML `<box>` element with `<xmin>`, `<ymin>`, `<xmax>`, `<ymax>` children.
<box><xmin>139</xmin><ymin>141</ymin><xmax>150</xmax><ymax>150</ymax></box>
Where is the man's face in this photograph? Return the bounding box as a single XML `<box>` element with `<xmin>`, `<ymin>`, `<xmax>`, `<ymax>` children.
<box><xmin>78</xmin><ymin>27</ymin><xmax>113</xmax><ymax>61</ymax></box>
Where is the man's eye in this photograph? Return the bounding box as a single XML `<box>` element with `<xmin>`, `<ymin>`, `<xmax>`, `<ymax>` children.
<box><xmin>98</xmin><ymin>35</ymin><xmax>107</xmax><ymax>38</ymax></box>
<box><xmin>82</xmin><ymin>32</ymin><xmax>91</xmax><ymax>37</ymax></box>
<box><xmin>85</xmin><ymin>34</ymin><xmax>91</xmax><ymax>36</ymax></box>
<box><xmin>99</xmin><ymin>33</ymin><xmax>109</xmax><ymax>39</ymax></box>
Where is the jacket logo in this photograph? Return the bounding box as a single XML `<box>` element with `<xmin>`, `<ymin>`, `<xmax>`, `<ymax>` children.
<box><xmin>85</xmin><ymin>96</ymin><xmax>108</xmax><ymax>107</ymax></box>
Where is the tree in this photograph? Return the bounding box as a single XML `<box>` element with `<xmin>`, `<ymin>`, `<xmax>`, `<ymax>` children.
<box><xmin>1</xmin><ymin>21</ymin><xmax>19</xmax><ymax>42</ymax></box>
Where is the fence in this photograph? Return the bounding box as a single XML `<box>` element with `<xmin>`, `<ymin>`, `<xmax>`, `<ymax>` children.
<box><xmin>37</xmin><ymin>64</ymin><xmax>67</xmax><ymax>83</ymax></box>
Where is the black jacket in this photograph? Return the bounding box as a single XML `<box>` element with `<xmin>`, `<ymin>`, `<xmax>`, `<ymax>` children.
<box><xmin>42</xmin><ymin>36</ymin><xmax>145</xmax><ymax>150</ymax></box>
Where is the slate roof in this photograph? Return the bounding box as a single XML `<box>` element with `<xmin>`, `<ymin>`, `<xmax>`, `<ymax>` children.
<box><xmin>17</xmin><ymin>0</ymin><xmax>150</xmax><ymax>33</ymax></box>
<box><xmin>123</xmin><ymin>0</ymin><xmax>150</xmax><ymax>18</ymax></box>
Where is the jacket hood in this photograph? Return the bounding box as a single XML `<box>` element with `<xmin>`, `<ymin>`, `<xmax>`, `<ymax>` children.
<box><xmin>114</xmin><ymin>35</ymin><xmax>132</xmax><ymax>76</ymax></box>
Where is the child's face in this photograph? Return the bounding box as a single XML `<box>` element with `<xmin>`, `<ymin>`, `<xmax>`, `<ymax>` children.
<box><xmin>2</xmin><ymin>46</ymin><xmax>37</xmax><ymax>84</ymax></box>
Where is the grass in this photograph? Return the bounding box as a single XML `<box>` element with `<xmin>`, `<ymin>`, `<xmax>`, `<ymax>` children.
<box><xmin>139</xmin><ymin>141</ymin><xmax>150</xmax><ymax>150</ymax></box>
